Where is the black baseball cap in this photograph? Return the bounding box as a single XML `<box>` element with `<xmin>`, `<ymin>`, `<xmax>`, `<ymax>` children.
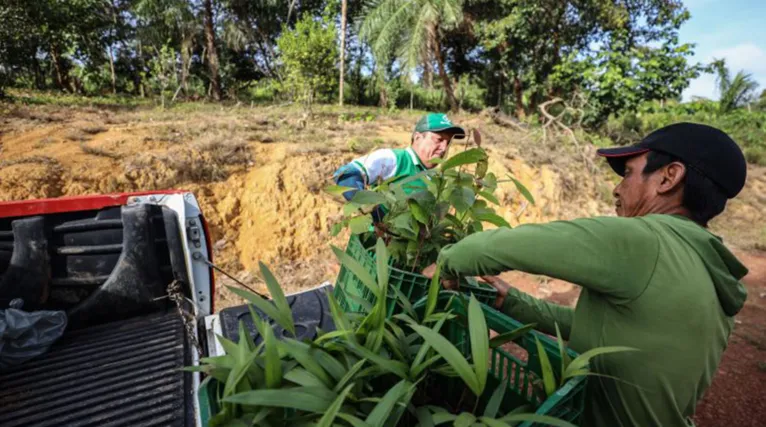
<box><xmin>596</xmin><ymin>122</ymin><xmax>747</xmax><ymax>198</ymax></box>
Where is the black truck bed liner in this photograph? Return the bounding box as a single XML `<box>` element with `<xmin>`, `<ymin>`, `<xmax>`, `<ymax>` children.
<box><xmin>0</xmin><ymin>311</ymin><xmax>194</xmax><ymax>427</ymax></box>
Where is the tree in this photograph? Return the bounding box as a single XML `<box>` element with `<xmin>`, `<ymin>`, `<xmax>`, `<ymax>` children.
<box><xmin>202</xmin><ymin>0</ymin><xmax>222</xmax><ymax>100</ymax></box>
<box><xmin>360</xmin><ymin>0</ymin><xmax>465</xmax><ymax>112</ymax></box>
<box><xmin>712</xmin><ymin>59</ymin><xmax>760</xmax><ymax>113</ymax></box>
<box><xmin>277</xmin><ymin>13</ymin><xmax>338</xmax><ymax>111</ymax></box>
<box><xmin>339</xmin><ymin>0</ymin><xmax>347</xmax><ymax>106</ymax></box>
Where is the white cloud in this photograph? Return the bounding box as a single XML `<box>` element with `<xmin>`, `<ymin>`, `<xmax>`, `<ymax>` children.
<box><xmin>683</xmin><ymin>42</ymin><xmax>766</xmax><ymax>101</ymax></box>
<box><xmin>709</xmin><ymin>43</ymin><xmax>766</xmax><ymax>74</ymax></box>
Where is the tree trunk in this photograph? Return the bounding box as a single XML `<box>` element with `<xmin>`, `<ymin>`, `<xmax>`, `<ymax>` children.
<box><xmin>424</xmin><ymin>39</ymin><xmax>434</xmax><ymax>89</ymax></box>
<box><xmin>137</xmin><ymin>40</ymin><xmax>146</xmax><ymax>97</ymax></box>
<box><xmin>49</xmin><ymin>47</ymin><xmax>68</xmax><ymax>92</ymax></box>
<box><xmin>339</xmin><ymin>0</ymin><xmax>347</xmax><ymax>106</ymax></box>
<box><xmin>202</xmin><ymin>0</ymin><xmax>222</xmax><ymax>101</ymax></box>
<box><xmin>432</xmin><ymin>33</ymin><xmax>458</xmax><ymax>113</ymax></box>
<box><xmin>180</xmin><ymin>38</ymin><xmax>191</xmax><ymax>96</ymax></box>
<box><xmin>513</xmin><ymin>75</ymin><xmax>525</xmax><ymax>118</ymax></box>
<box><xmin>108</xmin><ymin>46</ymin><xmax>117</xmax><ymax>94</ymax></box>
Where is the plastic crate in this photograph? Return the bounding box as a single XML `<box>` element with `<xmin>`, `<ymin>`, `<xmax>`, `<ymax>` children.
<box><xmin>420</xmin><ymin>294</ymin><xmax>587</xmax><ymax>426</ymax></box>
<box><xmin>333</xmin><ymin>234</ymin><xmax>497</xmax><ymax>316</ymax></box>
<box><xmin>198</xmin><ymin>293</ymin><xmax>587</xmax><ymax>427</ymax></box>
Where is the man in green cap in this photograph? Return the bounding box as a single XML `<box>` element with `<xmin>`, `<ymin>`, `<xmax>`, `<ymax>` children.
<box><xmin>424</xmin><ymin>122</ymin><xmax>749</xmax><ymax>427</ymax></box>
<box><xmin>331</xmin><ymin>113</ymin><xmax>466</xmax><ymax>215</ymax></box>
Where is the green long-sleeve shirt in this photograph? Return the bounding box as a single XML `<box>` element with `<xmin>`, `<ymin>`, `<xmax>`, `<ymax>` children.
<box><xmin>438</xmin><ymin>214</ymin><xmax>748</xmax><ymax>427</ymax></box>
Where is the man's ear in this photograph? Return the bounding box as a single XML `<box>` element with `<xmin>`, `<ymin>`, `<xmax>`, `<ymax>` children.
<box><xmin>658</xmin><ymin>162</ymin><xmax>686</xmax><ymax>194</ymax></box>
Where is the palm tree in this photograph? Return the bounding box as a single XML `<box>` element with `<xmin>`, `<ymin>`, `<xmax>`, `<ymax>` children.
<box><xmin>360</xmin><ymin>0</ymin><xmax>465</xmax><ymax>112</ymax></box>
<box><xmin>712</xmin><ymin>58</ymin><xmax>760</xmax><ymax>113</ymax></box>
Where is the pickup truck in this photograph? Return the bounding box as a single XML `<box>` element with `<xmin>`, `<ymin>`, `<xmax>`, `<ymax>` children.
<box><xmin>0</xmin><ymin>190</ymin><xmax>332</xmax><ymax>427</ymax></box>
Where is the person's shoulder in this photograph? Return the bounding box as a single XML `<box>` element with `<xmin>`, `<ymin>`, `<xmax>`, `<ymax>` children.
<box><xmin>352</xmin><ymin>148</ymin><xmax>398</xmax><ymax>165</ymax></box>
<box><xmin>553</xmin><ymin>215</ymin><xmax>659</xmax><ymax>239</ymax></box>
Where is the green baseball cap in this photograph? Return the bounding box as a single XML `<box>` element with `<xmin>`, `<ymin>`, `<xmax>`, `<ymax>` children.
<box><xmin>413</xmin><ymin>113</ymin><xmax>466</xmax><ymax>139</ymax></box>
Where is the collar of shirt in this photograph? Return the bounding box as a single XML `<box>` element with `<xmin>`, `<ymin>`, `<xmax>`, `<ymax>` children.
<box><xmin>406</xmin><ymin>147</ymin><xmax>425</xmax><ymax>170</ymax></box>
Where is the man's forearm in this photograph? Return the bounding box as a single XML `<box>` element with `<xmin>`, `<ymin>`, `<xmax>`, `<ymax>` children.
<box><xmin>502</xmin><ymin>287</ymin><xmax>574</xmax><ymax>339</ymax></box>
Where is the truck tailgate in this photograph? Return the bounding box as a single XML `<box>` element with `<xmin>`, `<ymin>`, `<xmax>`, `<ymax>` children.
<box><xmin>0</xmin><ymin>311</ymin><xmax>194</xmax><ymax>427</ymax></box>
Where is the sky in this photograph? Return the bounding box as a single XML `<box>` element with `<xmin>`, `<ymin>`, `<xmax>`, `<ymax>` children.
<box><xmin>679</xmin><ymin>0</ymin><xmax>766</xmax><ymax>101</ymax></box>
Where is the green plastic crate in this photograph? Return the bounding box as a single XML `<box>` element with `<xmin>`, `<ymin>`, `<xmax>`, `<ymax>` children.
<box><xmin>333</xmin><ymin>234</ymin><xmax>497</xmax><ymax>316</ymax></box>
<box><xmin>198</xmin><ymin>293</ymin><xmax>587</xmax><ymax>427</ymax></box>
<box><xmin>416</xmin><ymin>294</ymin><xmax>587</xmax><ymax>426</ymax></box>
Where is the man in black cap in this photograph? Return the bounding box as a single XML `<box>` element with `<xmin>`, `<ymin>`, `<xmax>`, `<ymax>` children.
<box><xmin>423</xmin><ymin>122</ymin><xmax>749</xmax><ymax>426</ymax></box>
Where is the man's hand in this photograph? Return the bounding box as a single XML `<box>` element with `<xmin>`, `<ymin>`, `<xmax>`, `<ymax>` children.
<box><xmin>421</xmin><ymin>263</ymin><xmax>458</xmax><ymax>290</ymax></box>
<box><xmin>479</xmin><ymin>275</ymin><xmax>512</xmax><ymax>310</ymax></box>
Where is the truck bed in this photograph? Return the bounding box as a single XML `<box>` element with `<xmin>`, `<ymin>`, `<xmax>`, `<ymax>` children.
<box><xmin>0</xmin><ymin>310</ymin><xmax>195</xmax><ymax>427</ymax></box>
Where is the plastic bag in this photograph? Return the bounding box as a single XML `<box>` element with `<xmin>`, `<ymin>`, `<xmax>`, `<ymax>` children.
<box><xmin>0</xmin><ymin>299</ymin><xmax>67</xmax><ymax>370</ymax></box>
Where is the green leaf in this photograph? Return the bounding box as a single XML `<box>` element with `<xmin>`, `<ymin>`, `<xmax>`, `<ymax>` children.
<box><xmin>479</xmin><ymin>417</ymin><xmax>510</xmax><ymax>427</ymax></box>
<box><xmin>337</xmin><ymin>413</ymin><xmax>374</xmax><ymax>427</ymax></box>
<box><xmin>347</xmin><ymin>343</ymin><xmax>409</xmax><ymax>379</ymax></box>
<box><xmin>408</xmin><ymin>199</ymin><xmax>429</xmax><ymax>224</ymax></box>
<box><xmin>263</xmin><ymin>321</ymin><xmax>282</xmax><ymax>388</ymax></box>
<box><xmin>351</xmin><ymin>190</ymin><xmax>388</xmax><ymax>205</ymax></box>
<box><xmin>431</xmin><ymin>412</ymin><xmax>457</xmax><ymax>425</ymax></box>
<box><xmin>334</xmin><ymin>358</ymin><xmax>367</xmax><ymax>393</ymax></box>
<box><xmin>468</xmin><ymin>295</ymin><xmax>489</xmax><ymax>393</ymax></box>
<box><xmin>509</xmin><ymin>176</ymin><xmax>535</xmax><ymax>205</ymax></box>
<box><xmin>424</xmin><ymin>262</ymin><xmax>442</xmax><ymax>320</ymax></box>
<box><xmin>317</xmin><ymin>383</ymin><xmax>354</xmax><ymax>427</ymax></box>
<box><xmin>390</xmin><ymin>286</ymin><xmax>417</xmax><ymax>321</ymax></box>
<box><xmin>331</xmin><ymin>245</ymin><xmax>379</xmax><ymax>299</ymax></box>
<box><xmin>314</xmin><ymin>349</ymin><xmax>346</xmax><ymax>383</ymax></box>
<box><xmin>454</xmin><ymin>412</ymin><xmax>477</xmax><ymax>427</ymax></box>
<box><xmin>483</xmin><ymin>383</ymin><xmax>507</xmax><ymax>418</ymax></box>
<box><xmin>259</xmin><ymin>262</ymin><xmax>296</xmax><ymax>336</ymax></box>
<box><xmin>346</xmin><ymin>293</ymin><xmax>374</xmax><ymax>313</ymax></box>
<box><xmin>375</xmin><ymin>237</ymin><xmax>390</xmax><ymax>307</ymax></box>
<box><xmin>227</xmin><ymin>287</ymin><xmax>292</xmax><ymax>340</ymax></box>
<box><xmin>365</xmin><ymin>380</ymin><xmax>412</xmax><ymax>427</ymax></box>
<box><xmin>344</xmin><ymin>202</ymin><xmax>363</xmax><ymax>216</ymax></box>
<box><xmin>473</xmin><ymin>212</ymin><xmax>511</xmax><ymax>228</ymax></box>
<box><xmin>563</xmin><ymin>346</ymin><xmax>639</xmax><ymax>380</ymax></box>
<box><xmin>476</xmin><ymin>158</ymin><xmax>489</xmax><ymax>179</ymax></box>
<box><xmin>327</xmin><ymin>292</ymin><xmax>352</xmax><ymax>335</ymax></box>
<box><xmin>281</xmin><ymin>339</ymin><xmax>334</xmax><ymax>388</ymax></box>
<box><xmin>251</xmin><ymin>408</ymin><xmax>272</xmax><ymax>426</ymax></box>
<box><xmin>410</xmin><ymin>354</ymin><xmax>442</xmax><ymax>379</ymax></box>
<box><xmin>314</xmin><ymin>329</ymin><xmax>355</xmax><ymax>344</ymax></box>
<box><xmin>350</xmin><ymin>215</ymin><xmax>373</xmax><ymax>234</ymax></box>
<box><xmin>223</xmin><ymin>388</ymin><xmax>333</xmax><ymax>413</ymax></box>
<box><xmin>477</xmin><ymin>190</ymin><xmax>499</xmax><ymax>205</ymax></box>
<box><xmin>410</xmin><ymin>314</ymin><xmax>448</xmax><ymax>369</ymax></box>
<box><xmin>284</xmin><ymin>367</ymin><xmax>328</xmax><ymax>389</ymax></box>
<box><xmin>499</xmin><ymin>413</ymin><xmax>577</xmax><ymax>427</ymax></box>
<box><xmin>555</xmin><ymin>323</ymin><xmax>571</xmax><ymax>382</ymax></box>
<box><xmin>409</xmin><ymin>324</ymin><xmax>480</xmax><ymax>395</ymax></box>
<box><xmin>415</xmin><ymin>407</ymin><xmax>435</xmax><ymax>427</ymax></box>
<box><xmin>483</xmin><ymin>173</ymin><xmax>497</xmax><ymax>190</ymax></box>
<box><xmin>535</xmin><ymin>337</ymin><xmax>557</xmax><ymax>397</ymax></box>
<box><xmin>216</xmin><ymin>334</ymin><xmax>239</xmax><ymax>358</ymax></box>
<box><xmin>489</xmin><ymin>323</ymin><xmax>536</xmax><ymax>348</ymax></box>
<box><xmin>325</xmin><ymin>185</ymin><xmax>358</xmax><ymax>196</ymax></box>
<box><xmin>450</xmin><ymin>187</ymin><xmax>475</xmax><ymax>212</ymax></box>
<box><xmin>440</xmin><ymin>148</ymin><xmax>488</xmax><ymax>171</ymax></box>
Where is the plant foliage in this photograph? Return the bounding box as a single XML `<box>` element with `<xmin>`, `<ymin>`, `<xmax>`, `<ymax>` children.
<box><xmin>193</xmin><ymin>240</ymin><xmax>585</xmax><ymax>427</ymax></box>
<box><xmin>328</xmin><ymin>145</ymin><xmax>534</xmax><ymax>270</ymax></box>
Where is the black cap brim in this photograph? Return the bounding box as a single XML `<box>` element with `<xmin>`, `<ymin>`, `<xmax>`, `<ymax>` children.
<box><xmin>596</xmin><ymin>146</ymin><xmax>650</xmax><ymax>176</ymax></box>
